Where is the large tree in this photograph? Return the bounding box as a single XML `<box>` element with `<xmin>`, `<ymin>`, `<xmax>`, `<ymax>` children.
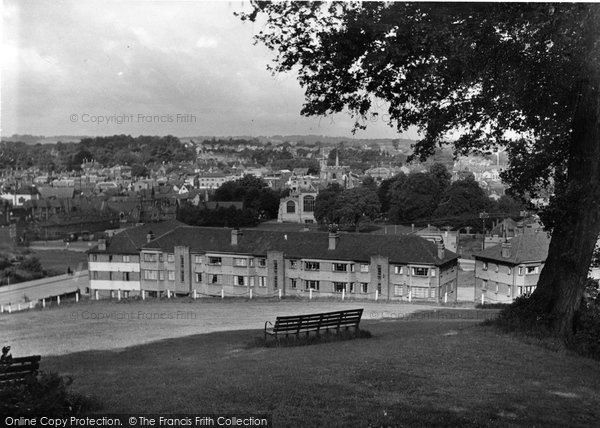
<box><xmin>241</xmin><ymin>2</ymin><xmax>600</xmax><ymax>336</ymax></box>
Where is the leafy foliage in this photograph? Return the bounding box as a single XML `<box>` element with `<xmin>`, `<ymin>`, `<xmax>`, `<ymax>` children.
<box><xmin>0</xmin><ymin>371</ymin><xmax>95</xmax><ymax>417</ymax></box>
<box><xmin>213</xmin><ymin>175</ymin><xmax>282</xmax><ymax>219</ymax></box>
<box><xmin>177</xmin><ymin>204</ymin><xmax>259</xmax><ymax>228</ymax></box>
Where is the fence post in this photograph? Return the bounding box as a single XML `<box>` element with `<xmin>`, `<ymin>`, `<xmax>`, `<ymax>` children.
<box><xmin>193</xmin><ymin>289</ymin><xmax>197</xmax><ymax>299</ymax></box>
<box><xmin>57</xmin><ymin>295</ymin><xmax>61</xmax><ymax>305</ymax></box>
<box><xmin>342</xmin><ymin>289</ymin><xmax>345</xmax><ymax>301</ymax></box>
<box><xmin>42</xmin><ymin>298</ymin><xmax>46</xmax><ymax>308</ymax></box>
<box><xmin>278</xmin><ymin>289</ymin><xmax>282</xmax><ymax>300</ymax></box>
<box><xmin>444</xmin><ymin>292</ymin><xmax>448</xmax><ymax>304</ymax></box>
<box><xmin>375</xmin><ymin>289</ymin><xmax>379</xmax><ymax>301</ymax></box>
<box><xmin>141</xmin><ymin>290</ymin><xmax>145</xmax><ymax>300</ymax></box>
<box><xmin>309</xmin><ymin>289</ymin><xmax>313</xmax><ymax>300</ymax></box>
<box><xmin>221</xmin><ymin>289</ymin><xmax>225</xmax><ymax>299</ymax></box>
<box><xmin>76</xmin><ymin>292</ymin><xmax>79</xmax><ymax>303</ymax></box>
<box><xmin>95</xmin><ymin>290</ymin><xmax>99</xmax><ymax>300</ymax></box>
<box><xmin>249</xmin><ymin>289</ymin><xmax>253</xmax><ymax>299</ymax></box>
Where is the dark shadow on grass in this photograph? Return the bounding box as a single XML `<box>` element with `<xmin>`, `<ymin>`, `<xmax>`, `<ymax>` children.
<box><xmin>248</xmin><ymin>328</ymin><xmax>372</xmax><ymax>348</ymax></box>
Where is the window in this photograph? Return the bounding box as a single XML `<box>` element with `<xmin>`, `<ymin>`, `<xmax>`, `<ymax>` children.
<box><xmin>291</xmin><ymin>278</ymin><xmax>297</xmax><ymax>289</ymax></box>
<box><xmin>234</xmin><ymin>258</ymin><xmax>248</xmax><ymax>267</ymax></box>
<box><xmin>482</xmin><ymin>262</ymin><xmax>488</xmax><ymax>271</ymax></box>
<box><xmin>93</xmin><ymin>271</ymin><xmax>98</xmax><ymax>279</ymax></box>
<box><xmin>144</xmin><ymin>270</ymin><xmax>157</xmax><ymax>280</ymax></box>
<box><xmin>258</xmin><ymin>276</ymin><xmax>267</xmax><ymax>287</ymax></box>
<box><xmin>430</xmin><ymin>269</ymin><xmax>436</xmax><ymax>277</ymax></box>
<box><xmin>394</xmin><ymin>285</ymin><xmax>403</xmax><ymax>296</ymax></box>
<box><xmin>194</xmin><ymin>255</ymin><xmax>202</xmax><ymax>264</ymax></box>
<box><xmin>482</xmin><ymin>279</ymin><xmax>488</xmax><ymax>291</ymax></box>
<box><xmin>195</xmin><ymin>273</ymin><xmax>202</xmax><ymax>283</ymax></box>
<box><xmin>526</xmin><ymin>266</ymin><xmax>539</xmax><ymax>275</ymax></box>
<box><xmin>517</xmin><ymin>286</ymin><xmax>523</xmax><ymax>296</ymax></box>
<box><xmin>360</xmin><ymin>264</ymin><xmax>370</xmax><ymax>273</ymax></box>
<box><xmin>518</xmin><ymin>267</ymin><xmax>524</xmax><ymax>276</ymax></box>
<box><xmin>305</xmin><ymin>280</ymin><xmax>319</xmax><ymax>290</ymax></box>
<box><xmin>333</xmin><ymin>263</ymin><xmax>347</xmax><ymax>272</ymax></box>
<box><xmin>168</xmin><ymin>271</ymin><xmax>175</xmax><ymax>281</ymax></box>
<box><xmin>333</xmin><ymin>282</ymin><xmax>346</xmax><ymax>293</ymax></box>
<box><xmin>143</xmin><ymin>253</ymin><xmax>157</xmax><ymax>262</ymax></box>
<box><xmin>305</xmin><ymin>261</ymin><xmax>320</xmax><ymax>271</ymax></box>
<box><xmin>303</xmin><ymin>195</ymin><xmax>315</xmax><ymax>212</ymax></box>
<box><xmin>180</xmin><ymin>256</ymin><xmax>185</xmax><ymax>282</ymax></box>
<box><xmin>108</xmin><ymin>255</ymin><xmax>113</xmax><ymax>262</ymax></box>
<box><xmin>123</xmin><ymin>255</ymin><xmax>130</xmax><ymax>263</ymax></box>
<box><xmin>167</xmin><ymin>254</ymin><xmax>174</xmax><ymax>262</ymax></box>
<box><xmin>258</xmin><ymin>258</ymin><xmax>266</xmax><ymax>268</ymax></box>
<box><xmin>361</xmin><ymin>283</ymin><xmax>368</xmax><ymax>293</ymax></box>
<box><xmin>508</xmin><ymin>267</ymin><xmax>513</xmax><ymax>275</ymax></box>
<box><xmin>412</xmin><ymin>267</ymin><xmax>429</xmax><ymax>276</ymax></box>
<box><xmin>286</xmin><ymin>200</ymin><xmax>296</xmax><ymax>213</ymax></box>
<box><xmin>209</xmin><ymin>257</ymin><xmax>222</xmax><ymax>266</ymax></box>
<box><xmin>249</xmin><ymin>277</ymin><xmax>255</xmax><ymax>287</ymax></box>
<box><xmin>377</xmin><ymin>265</ymin><xmax>382</xmax><ymax>279</ymax></box>
<box><xmin>235</xmin><ymin>275</ymin><xmax>247</xmax><ymax>286</ymax></box>
<box><xmin>123</xmin><ymin>272</ymin><xmax>130</xmax><ymax>281</ymax></box>
<box><xmin>249</xmin><ymin>258</ymin><xmax>255</xmax><ymax>267</ymax></box>
<box><xmin>349</xmin><ymin>283</ymin><xmax>355</xmax><ymax>293</ymax></box>
<box><xmin>289</xmin><ymin>259</ymin><xmax>298</xmax><ymax>269</ymax></box>
<box><xmin>159</xmin><ymin>254</ymin><xmax>164</xmax><ymax>262</ymax></box>
<box><xmin>394</xmin><ymin>266</ymin><xmax>403</xmax><ymax>275</ymax></box>
<box><xmin>210</xmin><ymin>274</ymin><xmax>219</xmax><ymax>284</ymax></box>
<box><xmin>159</xmin><ymin>271</ymin><xmax>165</xmax><ymax>281</ymax></box>
<box><xmin>495</xmin><ymin>264</ymin><xmax>499</xmax><ymax>273</ymax></box>
<box><xmin>92</xmin><ymin>254</ymin><xmax>97</xmax><ymax>262</ymax></box>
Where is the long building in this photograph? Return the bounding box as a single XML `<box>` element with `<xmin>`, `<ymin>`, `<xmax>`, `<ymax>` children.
<box><xmin>88</xmin><ymin>225</ymin><xmax>459</xmax><ymax>302</ymax></box>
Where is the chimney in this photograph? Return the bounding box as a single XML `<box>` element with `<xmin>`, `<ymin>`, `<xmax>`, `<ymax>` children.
<box><xmin>437</xmin><ymin>242</ymin><xmax>445</xmax><ymax>259</ymax></box>
<box><xmin>501</xmin><ymin>241</ymin><xmax>512</xmax><ymax>258</ymax></box>
<box><xmin>231</xmin><ymin>228</ymin><xmax>242</xmax><ymax>246</ymax></box>
<box><xmin>328</xmin><ymin>231</ymin><xmax>339</xmax><ymax>250</ymax></box>
<box><xmin>146</xmin><ymin>230</ymin><xmax>155</xmax><ymax>243</ymax></box>
<box><xmin>98</xmin><ymin>239</ymin><xmax>106</xmax><ymax>251</ymax></box>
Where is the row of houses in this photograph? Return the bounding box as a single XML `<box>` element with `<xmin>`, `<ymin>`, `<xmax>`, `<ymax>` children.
<box><xmin>88</xmin><ymin>221</ymin><xmax>460</xmax><ymax>302</ymax></box>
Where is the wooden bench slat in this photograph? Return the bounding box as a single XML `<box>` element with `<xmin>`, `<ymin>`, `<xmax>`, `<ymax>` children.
<box><xmin>0</xmin><ymin>363</ymin><xmax>40</xmax><ymax>374</ymax></box>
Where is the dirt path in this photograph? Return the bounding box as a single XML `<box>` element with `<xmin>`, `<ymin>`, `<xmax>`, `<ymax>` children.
<box><xmin>1</xmin><ymin>298</ymin><xmax>445</xmax><ymax>356</ymax></box>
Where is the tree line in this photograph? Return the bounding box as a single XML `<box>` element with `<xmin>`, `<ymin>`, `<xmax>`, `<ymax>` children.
<box><xmin>315</xmin><ymin>163</ymin><xmax>526</xmax><ymax>231</ymax></box>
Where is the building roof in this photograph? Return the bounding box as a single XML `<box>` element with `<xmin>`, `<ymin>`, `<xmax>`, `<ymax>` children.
<box><xmin>89</xmin><ymin>219</ymin><xmax>184</xmax><ymax>255</ymax></box>
<box><xmin>142</xmin><ymin>226</ymin><xmax>458</xmax><ymax>266</ymax></box>
<box><xmin>474</xmin><ymin>232</ymin><xmax>551</xmax><ymax>265</ymax></box>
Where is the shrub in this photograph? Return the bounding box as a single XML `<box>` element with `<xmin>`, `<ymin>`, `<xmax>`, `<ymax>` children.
<box><xmin>0</xmin><ymin>371</ymin><xmax>96</xmax><ymax>417</ymax></box>
<box><xmin>569</xmin><ymin>303</ymin><xmax>600</xmax><ymax>360</ymax></box>
<box><xmin>492</xmin><ymin>296</ymin><xmax>554</xmax><ymax>337</ymax></box>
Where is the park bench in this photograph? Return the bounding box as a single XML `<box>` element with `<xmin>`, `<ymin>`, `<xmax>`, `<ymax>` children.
<box><xmin>264</xmin><ymin>308</ymin><xmax>363</xmax><ymax>343</ymax></box>
<box><xmin>0</xmin><ymin>355</ymin><xmax>41</xmax><ymax>386</ymax></box>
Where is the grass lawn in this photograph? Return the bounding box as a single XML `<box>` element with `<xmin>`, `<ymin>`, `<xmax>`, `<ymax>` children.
<box><xmin>31</xmin><ymin>249</ymin><xmax>88</xmax><ymax>274</ymax></box>
<box><xmin>41</xmin><ymin>318</ymin><xmax>600</xmax><ymax>427</ymax></box>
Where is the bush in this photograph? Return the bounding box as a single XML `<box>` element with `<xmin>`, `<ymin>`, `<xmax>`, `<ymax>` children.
<box><xmin>491</xmin><ymin>296</ymin><xmax>554</xmax><ymax>336</ymax></box>
<box><xmin>0</xmin><ymin>371</ymin><xmax>96</xmax><ymax>417</ymax></box>
<box><xmin>569</xmin><ymin>303</ymin><xmax>600</xmax><ymax>360</ymax></box>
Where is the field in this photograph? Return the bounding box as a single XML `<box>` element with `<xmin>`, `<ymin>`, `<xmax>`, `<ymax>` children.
<box><xmin>31</xmin><ymin>249</ymin><xmax>88</xmax><ymax>274</ymax></box>
<box><xmin>3</xmin><ymin>299</ymin><xmax>600</xmax><ymax>426</ymax></box>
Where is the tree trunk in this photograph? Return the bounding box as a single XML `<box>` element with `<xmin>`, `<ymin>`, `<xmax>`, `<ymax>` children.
<box><xmin>531</xmin><ymin>67</ymin><xmax>600</xmax><ymax>336</ymax></box>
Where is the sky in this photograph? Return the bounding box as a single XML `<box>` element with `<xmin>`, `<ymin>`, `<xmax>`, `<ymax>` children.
<box><xmin>1</xmin><ymin>0</ymin><xmax>415</xmax><ymax>139</ymax></box>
